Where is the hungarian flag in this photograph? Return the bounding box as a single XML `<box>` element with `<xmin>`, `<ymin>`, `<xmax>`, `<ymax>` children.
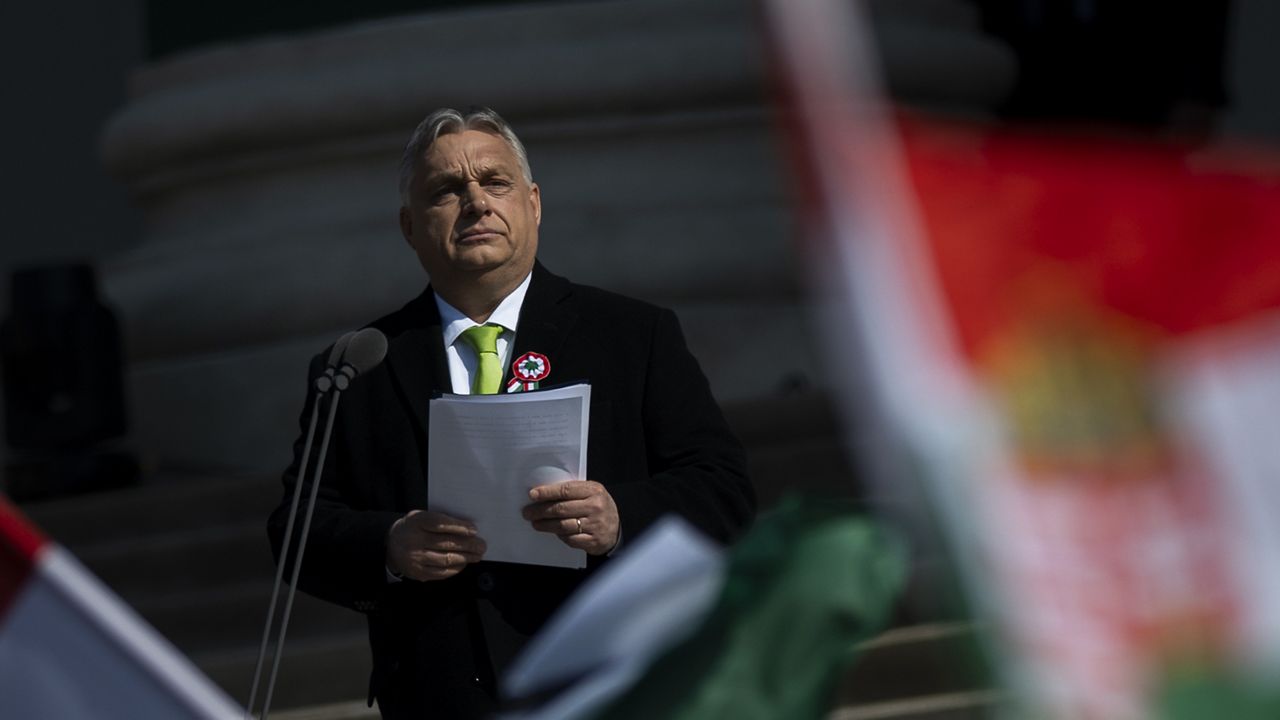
<box><xmin>765</xmin><ymin>0</ymin><xmax>1280</xmax><ymax>718</ymax></box>
<box><xmin>0</xmin><ymin>495</ymin><xmax>241</xmax><ymax>718</ymax></box>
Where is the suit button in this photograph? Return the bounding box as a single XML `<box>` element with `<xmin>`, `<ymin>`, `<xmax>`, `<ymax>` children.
<box><xmin>476</xmin><ymin>572</ymin><xmax>495</xmax><ymax>593</ymax></box>
<box><xmin>389</xmin><ymin>660</ymin><xmax>400</xmax><ymax>673</ymax></box>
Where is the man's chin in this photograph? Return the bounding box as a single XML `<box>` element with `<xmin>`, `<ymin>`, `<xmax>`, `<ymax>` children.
<box><xmin>455</xmin><ymin>257</ymin><xmax>503</xmax><ymax>272</ymax></box>
<box><xmin>451</xmin><ymin>252</ymin><xmax>514</xmax><ymax>276</ymax></box>
<box><xmin>448</xmin><ymin>243</ymin><xmax>499</xmax><ymax>263</ymax></box>
<box><xmin>444</xmin><ymin>245</ymin><xmax>534</xmax><ymax>280</ymax></box>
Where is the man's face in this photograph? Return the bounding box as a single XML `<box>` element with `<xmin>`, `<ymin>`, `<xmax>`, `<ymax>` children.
<box><xmin>400</xmin><ymin>129</ymin><xmax>541</xmax><ymax>287</ymax></box>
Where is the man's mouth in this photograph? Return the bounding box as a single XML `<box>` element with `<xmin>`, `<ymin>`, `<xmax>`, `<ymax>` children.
<box><xmin>456</xmin><ymin>229</ymin><xmax>500</xmax><ymax>243</ymax></box>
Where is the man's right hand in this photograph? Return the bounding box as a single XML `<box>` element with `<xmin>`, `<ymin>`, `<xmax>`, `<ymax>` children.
<box><xmin>386</xmin><ymin>510</ymin><xmax>486</xmax><ymax>581</ymax></box>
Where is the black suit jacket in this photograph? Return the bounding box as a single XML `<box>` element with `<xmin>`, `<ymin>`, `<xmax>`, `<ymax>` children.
<box><xmin>268</xmin><ymin>263</ymin><xmax>754</xmax><ymax>718</ymax></box>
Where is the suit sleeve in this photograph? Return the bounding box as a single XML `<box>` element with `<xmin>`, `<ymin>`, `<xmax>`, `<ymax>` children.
<box><xmin>266</xmin><ymin>352</ymin><xmax>402</xmax><ymax>611</ymax></box>
<box><xmin>608</xmin><ymin>308</ymin><xmax>755</xmax><ymax>544</ymax></box>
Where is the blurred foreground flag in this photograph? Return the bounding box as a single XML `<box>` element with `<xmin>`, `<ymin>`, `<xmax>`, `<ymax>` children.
<box><xmin>502</xmin><ymin>501</ymin><xmax>905</xmax><ymax>720</ymax></box>
<box><xmin>765</xmin><ymin>1</ymin><xmax>1280</xmax><ymax>718</ymax></box>
<box><xmin>0</xmin><ymin>496</ymin><xmax>241</xmax><ymax>719</ymax></box>
<box><xmin>585</xmin><ymin>499</ymin><xmax>906</xmax><ymax>720</ymax></box>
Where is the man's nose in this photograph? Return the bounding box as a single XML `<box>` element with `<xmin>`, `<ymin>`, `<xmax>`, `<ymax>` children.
<box><xmin>461</xmin><ymin>182</ymin><xmax>489</xmax><ymax>213</ymax></box>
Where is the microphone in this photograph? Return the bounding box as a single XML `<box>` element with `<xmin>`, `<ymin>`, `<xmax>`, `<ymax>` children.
<box><xmin>251</xmin><ymin>327</ymin><xmax>388</xmax><ymax>720</ymax></box>
<box><xmin>313</xmin><ymin>331</ymin><xmax>355</xmax><ymax>394</ymax></box>
<box><xmin>332</xmin><ymin>328</ymin><xmax>389</xmax><ymax>391</ymax></box>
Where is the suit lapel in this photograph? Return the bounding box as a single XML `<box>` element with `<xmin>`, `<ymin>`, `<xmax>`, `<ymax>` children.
<box><xmin>384</xmin><ymin>289</ymin><xmax>450</xmax><ymax>436</ymax></box>
<box><xmin>507</xmin><ymin>263</ymin><xmax>579</xmax><ymax>389</ymax></box>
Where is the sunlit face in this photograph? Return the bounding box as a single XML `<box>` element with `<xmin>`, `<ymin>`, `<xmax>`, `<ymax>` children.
<box><xmin>399</xmin><ymin>129</ymin><xmax>541</xmax><ymax>289</ymax></box>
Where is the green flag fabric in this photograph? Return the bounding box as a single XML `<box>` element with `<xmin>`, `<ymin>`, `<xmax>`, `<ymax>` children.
<box><xmin>589</xmin><ymin>496</ymin><xmax>907</xmax><ymax>720</ymax></box>
<box><xmin>1158</xmin><ymin>668</ymin><xmax>1280</xmax><ymax>720</ymax></box>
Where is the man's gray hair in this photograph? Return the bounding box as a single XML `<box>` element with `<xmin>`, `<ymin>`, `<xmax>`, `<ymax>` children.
<box><xmin>398</xmin><ymin>106</ymin><xmax>533</xmax><ymax>206</ymax></box>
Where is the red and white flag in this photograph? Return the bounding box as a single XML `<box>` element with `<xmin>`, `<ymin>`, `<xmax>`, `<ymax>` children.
<box><xmin>0</xmin><ymin>495</ymin><xmax>241</xmax><ymax>718</ymax></box>
<box><xmin>765</xmin><ymin>1</ymin><xmax>1280</xmax><ymax>717</ymax></box>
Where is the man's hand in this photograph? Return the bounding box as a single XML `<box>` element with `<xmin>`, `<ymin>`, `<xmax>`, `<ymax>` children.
<box><xmin>523</xmin><ymin>480</ymin><xmax>619</xmax><ymax>555</ymax></box>
<box><xmin>386</xmin><ymin>510</ymin><xmax>486</xmax><ymax>581</ymax></box>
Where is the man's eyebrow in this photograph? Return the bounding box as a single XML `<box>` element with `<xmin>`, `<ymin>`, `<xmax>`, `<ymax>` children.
<box><xmin>473</xmin><ymin>163</ymin><xmax>515</xmax><ymax>179</ymax></box>
<box><xmin>421</xmin><ymin>169</ymin><xmax>465</xmax><ymax>187</ymax></box>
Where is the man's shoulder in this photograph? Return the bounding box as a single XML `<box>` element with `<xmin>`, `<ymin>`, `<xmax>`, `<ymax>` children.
<box><xmin>562</xmin><ymin>278</ymin><xmax>666</xmax><ymax>320</ymax></box>
<box><xmin>304</xmin><ymin>289</ymin><xmax>434</xmax><ymax>366</ymax></box>
<box><xmin>365</xmin><ymin>288</ymin><xmax>436</xmax><ymax>335</ymax></box>
<box><xmin>556</xmin><ymin>277</ymin><xmax>686</xmax><ymax>348</ymax></box>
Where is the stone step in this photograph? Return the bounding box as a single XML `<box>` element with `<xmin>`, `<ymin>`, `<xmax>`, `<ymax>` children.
<box><xmin>272</xmin><ymin>700</ymin><xmax>379</xmax><ymax>720</ymax></box>
<box><xmin>268</xmin><ymin>692</ymin><xmax>999</xmax><ymax>720</ymax></box>
<box><xmin>724</xmin><ymin>391</ymin><xmax>841</xmax><ymax>446</ymax></box>
<box><xmin>227</xmin><ymin>622</ymin><xmax>990</xmax><ymax>718</ymax></box>
<box><xmin>19</xmin><ymin>472</ymin><xmax>278</xmax><ymax>548</ymax></box>
<box><xmin>73</xmin><ymin>521</ymin><xmax>274</xmax><ymax>598</ymax></box>
<box><xmin>746</xmin><ymin>435</ymin><xmax>865</xmax><ymax>509</ymax></box>
<box><xmin>728</xmin><ymin>390</ymin><xmax>878</xmax><ymax>511</ymax></box>
<box><xmin>841</xmin><ymin>623</ymin><xmax>990</xmax><ymax>708</ymax></box>
<box><xmin>131</xmin><ymin>580</ymin><xmax>366</xmax><ymax>656</ymax></box>
<box><xmin>199</xmin><ymin>631</ymin><xmax>371</xmax><ymax>713</ymax></box>
<box><xmin>829</xmin><ymin>690</ymin><xmax>1001</xmax><ymax>720</ymax></box>
<box><xmin>890</xmin><ymin>552</ymin><xmax>971</xmax><ymax>628</ymax></box>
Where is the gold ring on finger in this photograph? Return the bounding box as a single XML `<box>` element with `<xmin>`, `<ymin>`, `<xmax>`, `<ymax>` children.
<box><xmin>576</xmin><ymin>518</ymin><xmax>583</xmax><ymax>535</ymax></box>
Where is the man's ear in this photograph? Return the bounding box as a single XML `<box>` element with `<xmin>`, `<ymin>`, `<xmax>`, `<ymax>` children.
<box><xmin>530</xmin><ymin>183</ymin><xmax>542</xmax><ymax>227</ymax></box>
<box><xmin>399</xmin><ymin>206</ymin><xmax>413</xmax><ymax>245</ymax></box>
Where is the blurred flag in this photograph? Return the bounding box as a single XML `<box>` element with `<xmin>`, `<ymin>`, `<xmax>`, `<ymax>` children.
<box><xmin>585</xmin><ymin>498</ymin><xmax>906</xmax><ymax>720</ymax></box>
<box><xmin>764</xmin><ymin>0</ymin><xmax>1280</xmax><ymax>718</ymax></box>
<box><xmin>0</xmin><ymin>495</ymin><xmax>241</xmax><ymax>719</ymax></box>
<box><xmin>502</xmin><ymin>500</ymin><xmax>906</xmax><ymax>720</ymax></box>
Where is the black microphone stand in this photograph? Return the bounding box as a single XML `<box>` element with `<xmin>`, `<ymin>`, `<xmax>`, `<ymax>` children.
<box><xmin>258</xmin><ymin>377</ymin><xmax>347</xmax><ymax>720</ymax></box>
<box><xmin>247</xmin><ymin>329</ymin><xmax>386</xmax><ymax>719</ymax></box>
<box><xmin>245</xmin><ymin>335</ymin><xmax>350</xmax><ymax>720</ymax></box>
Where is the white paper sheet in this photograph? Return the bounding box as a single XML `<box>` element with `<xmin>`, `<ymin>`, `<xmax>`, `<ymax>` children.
<box><xmin>427</xmin><ymin>383</ymin><xmax>590</xmax><ymax>568</ymax></box>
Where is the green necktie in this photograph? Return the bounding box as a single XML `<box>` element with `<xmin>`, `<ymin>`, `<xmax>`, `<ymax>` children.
<box><xmin>460</xmin><ymin>324</ymin><xmax>503</xmax><ymax>394</ymax></box>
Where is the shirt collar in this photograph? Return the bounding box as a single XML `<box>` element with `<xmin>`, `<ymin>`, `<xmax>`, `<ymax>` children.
<box><xmin>435</xmin><ymin>271</ymin><xmax>532</xmax><ymax>348</ymax></box>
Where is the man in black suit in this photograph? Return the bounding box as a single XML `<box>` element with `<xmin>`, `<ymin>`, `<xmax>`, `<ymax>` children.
<box><xmin>268</xmin><ymin>107</ymin><xmax>754</xmax><ymax>719</ymax></box>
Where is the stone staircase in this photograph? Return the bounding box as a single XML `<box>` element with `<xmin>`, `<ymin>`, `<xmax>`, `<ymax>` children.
<box><xmin>19</xmin><ymin>470</ymin><xmax>371</xmax><ymax>714</ymax></box>
<box><xmin>16</xmin><ymin>391</ymin><xmax>995</xmax><ymax>718</ymax></box>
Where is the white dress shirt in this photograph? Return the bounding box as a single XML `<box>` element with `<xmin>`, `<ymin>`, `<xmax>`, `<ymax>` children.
<box><xmin>434</xmin><ymin>272</ymin><xmax>532</xmax><ymax>394</ymax></box>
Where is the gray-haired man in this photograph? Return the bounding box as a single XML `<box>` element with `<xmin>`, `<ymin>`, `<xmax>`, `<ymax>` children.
<box><xmin>269</xmin><ymin>107</ymin><xmax>754</xmax><ymax>718</ymax></box>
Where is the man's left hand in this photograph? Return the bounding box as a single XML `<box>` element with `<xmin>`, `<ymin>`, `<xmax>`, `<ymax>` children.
<box><xmin>524</xmin><ymin>480</ymin><xmax>619</xmax><ymax>555</ymax></box>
